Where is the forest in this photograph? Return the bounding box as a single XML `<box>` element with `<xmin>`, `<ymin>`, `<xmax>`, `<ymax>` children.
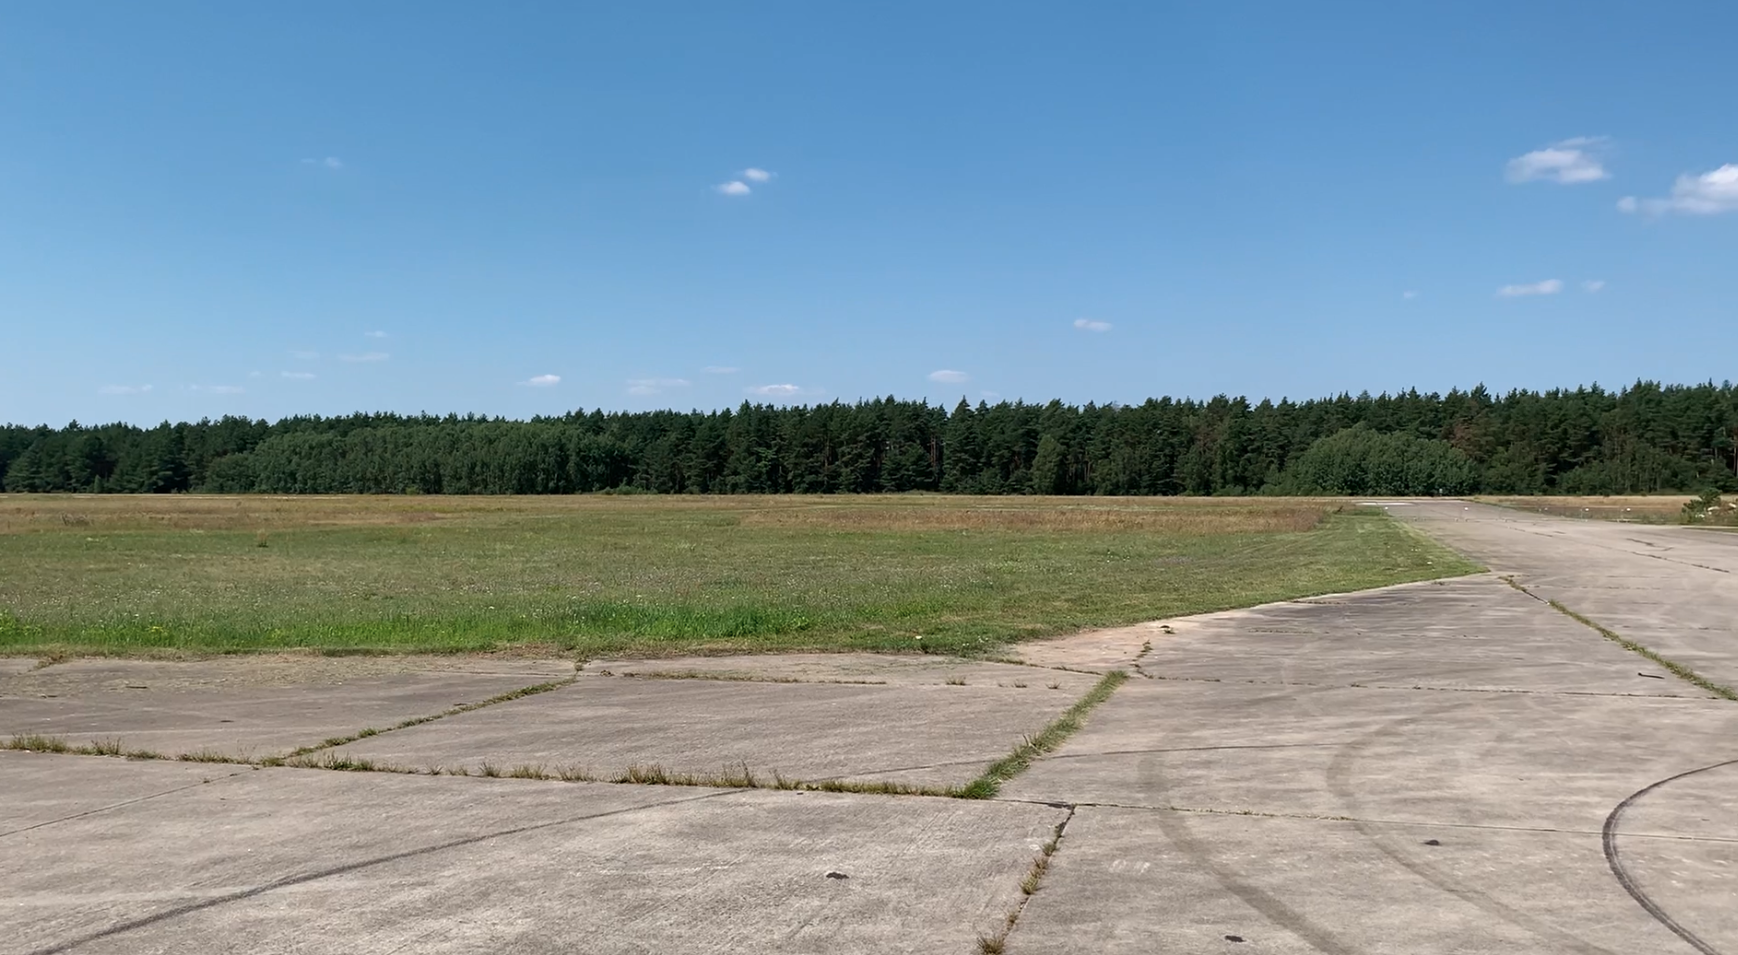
<box><xmin>3</xmin><ymin>381</ymin><xmax>1735</xmax><ymax>497</ymax></box>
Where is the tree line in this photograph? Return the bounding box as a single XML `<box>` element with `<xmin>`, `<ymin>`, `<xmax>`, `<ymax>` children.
<box><xmin>3</xmin><ymin>381</ymin><xmax>1736</xmax><ymax>497</ymax></box>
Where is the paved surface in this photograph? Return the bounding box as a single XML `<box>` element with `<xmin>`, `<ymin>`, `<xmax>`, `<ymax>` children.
<box><xmin>2</xmin><ymin>500</ymin><xmax>1734</xmax><ymax>954</ymax></box>
<box><xmin>0</xmin><ymin>657</ymin><xmax>577</xmax><ymax>760</ymax></box>
<box><xmin>1004</xmin><ymin>501</ymin><xmax>1737</xmax><ymax>954</ymax></box>
<box><xmin>330</xmin><ymin>668</ymin><xmax>1089</xmax><ymax>788</ymax></box>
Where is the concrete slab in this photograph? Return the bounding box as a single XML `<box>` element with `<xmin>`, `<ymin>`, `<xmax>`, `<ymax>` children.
<box><xmin>1007</xmin><ymin>807</ymin><xmax>1706</xmax><ymax>954</ymax></box>
<box><xmin>1131</xmin><ymin>575</ymin><xmax>1703</xmax><ymax>695</ymax></box>
<box><xmin>332</xmin><ymin>677</ymin><xmax>1078</xmax><ymax>788</ymax></box>
<box><xmin>1393</xmin><ymin>502</ymin><xmax>1738</xmax><ymax>690</ymax></box>
<box><xmin>1000</xmin><ymin>507</ymin><xmax>1738</xmax><ymax>953</ymax></box>
<box><xmin>0</xmin><ymin>658</ymin><xmax>575</xmax><ymax>760</ymax></box>
<box><xmin>582</xmin><ymin>651</ymin><xmax>1100</xmax><ymax>692</ymax></box>
<box><xmin>0</xmin><ymin>752</ymin><xmax>249</xmax><ymax>837</ymax></box>
<box><xmin>0</xmin><ymin>751</ymin><xmax>1064</xmax><ymax>955</ymax></box>
<box><xmin>0</xmin><ymin>658</ymin><xmax>37</xmax><ymax>678</ymax></box>
<box><xmin>1004</xmin><ymin>678</ymin><xmax>1738</xmax><ymax>830</ymax></box>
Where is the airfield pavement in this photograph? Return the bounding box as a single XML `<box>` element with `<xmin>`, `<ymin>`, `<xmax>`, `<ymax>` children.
<box><xmin>2</xmin><ymin>501</ymin><xmax>1735</xmax><ymax>954</ymax></box>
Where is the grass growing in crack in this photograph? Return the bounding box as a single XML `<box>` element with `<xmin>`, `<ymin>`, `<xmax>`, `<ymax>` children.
<box><xmin>276</xmin><ymin>677</ymin><xmax>576</xmax><ymax>761</ymax></box>
<box><xmin>1545</xmin><ymin>599</ymin><xmax>1738</xmax><ymax>701</ymax></box>
<box><xmin>5</xmin><ymin>733</ymin><xmax>72</xmax><ymax>753</ymax></box>
<box><xmin>983</xmin><ymin>809</ymin><xmax>1076</xmax><ymax>953</ymax></box>
<box><xmin>3</xmin><ymin>733</ymin><xmax>172</xmax><ymax>760</ymax></box>
<box><xmin>958</xmin><ymin>671</ymin><xmax>1129</xmax><ymax>799</ymax></box>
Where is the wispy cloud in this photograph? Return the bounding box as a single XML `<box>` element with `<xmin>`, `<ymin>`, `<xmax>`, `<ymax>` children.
<box><xmin>928</xmin><ymin>369</ymin><xmax>969</xmax><ymax>383</ymax></box>
<box><xmin>1583</xmin><ymin>279</ymin><xmax>1606</xmax><ymax>293</ymax></box>
<box><xmin>627</xmin><ymin>377</ymin><xmax>691</xmax><ymax>396</ymax></box>
<box><xmin>281</xmin><ymin>371</ymin><xmax>317</xmax><ymax>380</ymax></box>
<box><xmin>291</xmin><ymin>350</ymin><xmax>319</xmax><ymax>360</ymax></box>
<box><xmin>743</xmin><ymin>168</ymin><xmax>773</xmax><ymax>183</ymax></box>
<box><xmin>1505</xmin><ymin>137</ymin><xmax>1609</xmax><ymax>185</ymax></box>
<box><xmin>338</xmin><ymin>352</ymin><xmax>390</xmax><ymax>363</ymax></box>
<box><xmin>1497</xmin><ymin>279</ymin><xmax>1563</xmax><ymax>297</ymax></box>
<box><xmin>1402</xmin><ymin>290</ymin><xmax>1420</xmax><ymax>300</ymax></box>
<box><xmin>747</xmin><ymin>383</ymin><xmax>819</xmax><ymax>398</ymax></box>
<box><xmin>1073</xmin><ymin>318</ymin><xmax>1113</xmax><ymax>332</ymax></box>
<box><xmin>301</xmin><ymin>157</ymin><xmax>343</xmax><ymax>170</ymax></box>
<box><xmin>715</xmin><ymin>181</ymin><xmax>751</xmax><ymax>196</ymax></box>
<box><xmin>522</xmin><ymin>374</ymin><xmax>561</xmax><ymax>387</ymax></box>
<box><xmin>98</xmin><ymin>384</ymin><xmax>152</xmax><ymax>396</ymax></box>
<box><xmin>364</xmin><ymin>330</ymin><xmax>387</xmax><ymax>339</ymax></box>
<box><xmin>980</xmin><ymin>390</ymin><xmax>1001</xmax><ymax>400</ymax></box>
<box><xmin>1618</xmin><ymin>164</ymin><xmax>1738</xmax><ymax>216</ymax></box>
<box><xmin>190</xmin><ymin>384</ymin><xmax>245</xmax><ymax>395</ymax></box>
<box><xmin>702</xmin><ymin>365</ymin><xmax>740</xmax><ymax>375</ymax></box>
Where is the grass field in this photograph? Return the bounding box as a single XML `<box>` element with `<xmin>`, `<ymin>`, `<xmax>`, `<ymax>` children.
<box><xmin>0</xmin><ymin>495</ymin><xmax>1479</xmax><ymax>658</ymax></box>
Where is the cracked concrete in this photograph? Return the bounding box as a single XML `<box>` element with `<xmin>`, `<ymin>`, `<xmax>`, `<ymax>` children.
<box><xmin>1002</xmin><ymin>501</ymin><xmax>1738</xmax><ymax>954</ymax></box>
<box><xmin>3</xmin><ymin>500</ymin><xmax>1736</xmax><ymax>954</ymax></box>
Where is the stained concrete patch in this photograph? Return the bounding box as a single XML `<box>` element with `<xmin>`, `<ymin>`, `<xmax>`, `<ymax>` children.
<box><xmin>0</xmin><ymin>658</ymin><xmax>575</xmax><ymax>760</ymax></box>
<box><xmin>1007</xmin><ymin>807</ymin><xmax>1700</xmax><ymax>954</ymax></box>
<box><xmin>331</xmin><ymin>677</ymin><xmax>1079</xmax><ymax>788</ymax></box>
<box><xmin>1</xmin><ymin>752</ymin><xmax>1064</xmax><ymax>955</ymax></box>
<box><xmin>583</xmin><ymin>651</ymin><xmax>1099</xmax><ymax>692</ymax></box>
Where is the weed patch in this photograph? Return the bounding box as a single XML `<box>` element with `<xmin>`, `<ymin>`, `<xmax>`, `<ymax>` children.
<box><xmin>959</xmin><ymin>671</ymin><xmax>1129</xmax><ymax>799</ymax></box>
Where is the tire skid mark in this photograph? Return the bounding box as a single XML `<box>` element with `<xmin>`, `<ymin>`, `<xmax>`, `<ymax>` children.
<box><xmin>1325</xmin><ymin>712</ymin><xmax>1624</xmax><ymax>955</ymax></box>
<box><xmin>1602</xmin><ymin>758</ymin><xmax>1738</xmax><ymax>955</ymax></box>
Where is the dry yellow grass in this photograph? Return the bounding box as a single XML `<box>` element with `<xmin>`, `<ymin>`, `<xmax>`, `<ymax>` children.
<box><xmin>1475</xmin><ymin>495</ymin><xmax>1695</xmax><ymax>523</ymax></box>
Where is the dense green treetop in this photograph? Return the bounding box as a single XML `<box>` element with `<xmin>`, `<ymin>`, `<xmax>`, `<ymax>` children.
<box><xmin>4</xmin><ymin>381</ymin><xmax>1735</xmax><ymax>496</ymax></box>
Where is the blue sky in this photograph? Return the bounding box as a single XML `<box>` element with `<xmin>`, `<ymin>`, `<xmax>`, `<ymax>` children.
<box><xmin>4</xmin><ymin>2</ymin><xmax>1735</xmax><ymax>427</ymax></box>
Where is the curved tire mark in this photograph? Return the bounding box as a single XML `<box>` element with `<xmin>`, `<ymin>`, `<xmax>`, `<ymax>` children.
<box><xmin>1602</xmin><ymin>759</ymin><xmax>1738</xmax><ymax>955</ymax></box>
<box><xmin>1325</xmin><ymin>712</ymin><xmax>1622</xmax><ymax>955</ymax></box>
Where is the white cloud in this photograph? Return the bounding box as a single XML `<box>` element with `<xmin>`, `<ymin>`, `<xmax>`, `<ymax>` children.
<box><xmin>301</xmin><ymin>157</ymin><xmax>343</xmax><ymax>170</ymax></box>
<box><xmin>1583</xmin><ymin>280</ymin><xmax>1606</xmax><ymax>293</ymax></box>
<box><xmin>1402</xmin><ymin>290</ymin><xmax>1419</xmax><ymax>300</ymax></box>
<box><xmin>980</xmin><ymin>390</ymin><xmax>1001</xmax><ymax>400</ymax></box>
<box><xmin>1497</xmin><ymin>279</ymin><xmax>1564</xmax><ymax>297</ymax></box>
<box><xmin>1505</xmin><ymin>137</ymin><xmax>1609</xmax><ymax>184</ymax></box>
<box><xmin>190</xmin><ymin>384</ymin><xmax>245</xmax><ymax>395</ymax></box>
<box><xmin>743</xmin><ymin>168</ymin><xmax>773</xmax><ymax>183</ymax></box>
<box><xmin>1073</xmin><ymin>318</ymin><xmax>1113</xmax><ymax>332</ymax></box>
<box><xmin>747</xmin><ymin>383</ymin><xmax>820</xmax><ymax>398</ymax></box>
<box><xmin>523</xmin><ymin>374</ymin><xmax>561</xmax><ymax>387</ymax></box>
<box><xmin>928</xmin><ymin>369</ymin><xmax>970</xmax><ymax>383</ymax></box>
<box><xmin>716</xmin><ymin>181</ymin><xmax>751</xmax><ymax>196</ymax></box>
<box><xmin>98</xmin><ymin>384</ymin><xmax>152</xmax><ymax>396</ymax></box>
<box><xmin>702</xmin><ymin>365</ymin><xmax>740</xmax><ymax>375</ymax></box>
<box><xmin>1618</xmin><ymin>164</ymin><xmax>1738</xmax><ymax>216</ymax></box>
<box><xmin>364</xmin><ymin>330</ymin><xmax>387</xmax><ymax>339</ymax></box>
<box><xmin>281</xmin><ymin>371</ymin><xmax>317</xmax><ymax>380</ymax></box>
<box><xmin>291</xmin><ymin>350</ymin><xmax>319</xmax><ymax>360</ymax></box>
<box><xmin>627</xmin><ymin>377</ymin><xmax>691</xmax><ymax>395</ymax></box>
<box><xmin>338</xmin><ymin>352</ymin><xmax>390</xmax><ymax>362</ymax></box>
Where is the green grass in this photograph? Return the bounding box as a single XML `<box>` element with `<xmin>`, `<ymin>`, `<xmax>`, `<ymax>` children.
<box><xmin>959</xmin><ymin>671</ymin><xmax>1128</xmax><ymax>799</ymax></box>
<box><xmin>0</xmin><ymin>494</ymin><xmax>1477</xmax><ymax>657</ymax></box>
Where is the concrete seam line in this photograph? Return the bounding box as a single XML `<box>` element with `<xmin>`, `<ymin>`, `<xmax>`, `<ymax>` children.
<box><xmin>976</xmin><ymin>806</ymin><xmax>1076</xmax><ymax>955</ymax></box>
<box><xmin>1504</xmin><ymin>577</ymin><xmax>1735</xmax><ymax>701</ymax></box>
<box><xmin>957</xmin><ymin>670</ymin><xmax>1130</xmax><ymax>800</ymax></box>
<box><xmin>264</xmin><ymin>675</ymin><xmax>582</xmax><ymax>764</ymax></box>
